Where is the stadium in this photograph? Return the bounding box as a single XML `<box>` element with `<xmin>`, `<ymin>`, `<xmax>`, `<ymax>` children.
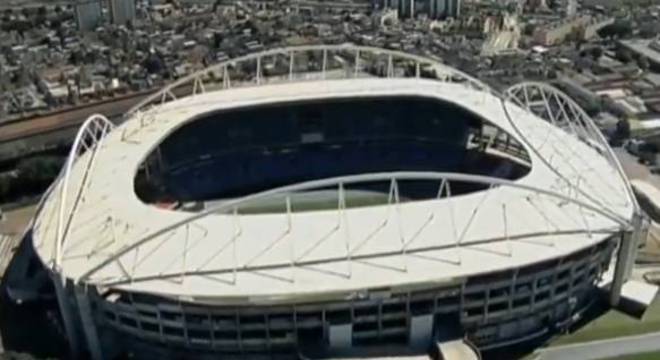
<box><xmin>24</xmin><ymin>45</ymin><xmax>643</xmax><ymax>359</ymax></box>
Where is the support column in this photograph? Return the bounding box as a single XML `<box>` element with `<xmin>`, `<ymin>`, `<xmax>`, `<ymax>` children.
<box><xmin>74</xmin><ymin>284</ymin><xmax>104</xmax><ymax>360</ymax></box>
<box><xmin>52</xmin><ymin>273</ymin><xmax>81</xmax><ymax>359</ymax></box>
<box><xmin>610</xmin><ymin>213</ymin><xmax>644</xmax><ymax>306</ymax></box>
<box><xmin>328</xmin><ymin>324</ymin><xmax>352</xmax><ymax>351</ymax></box>
<box><xmin>409</xmin><ymin>314</ymin><xmax>434</xmax><ymax>349</ymax></box>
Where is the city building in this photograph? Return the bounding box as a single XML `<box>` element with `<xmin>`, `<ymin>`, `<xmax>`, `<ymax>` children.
<box><xmin>108</xmin><ymin>0</ymin><xmax>136</xmax><ymax>25</ymax></box>
<box><xmin>481</xmin><ymin>13</ymin><xmax>521</xmax><ymax>55</ymax></box>
<box><xmin>533</xmin><ymin>16</ymin><xmax>586</xmax><ymax>46</ymax></box>
<box><xmin>23</xmin><ymin>45</ymin><xmax>644</xmax><ymax>360</ymax></box>
<box><xmin>75</xmin><ymin>0</ymin><xmax>103</xmax><ymax>31</ymax></box>
<box><xmin>583</xmin><ymin>16</ymin><xmax>615</xmax><ymax>40</ymax></box>
<box><xmin>532</xmin><ymin>15</ymin><xmax>613</xmax><ymax>46</ymax></box>
<box><xmin>562</xmin><ymin>0</ymin><xmax>578</xmax><ymax>17</ymax></box>
<box><xmin>445</xmin><ymin>0</ymin><xmax>461</xmax><ymax>18</ymax></box>
<box><xmin>581</xmin><ymin>0</ymin><xmax>620</xmax><ymax>9</ymax></box>
<box><xmin>621</xmin><ymin>38</ymin><xmax>660</xmax><ymax>72</ymax></box>
<box><xmin>383</xmin><ymin>0</ymin><xmax>460</xmax><ymax>19</ymax></box>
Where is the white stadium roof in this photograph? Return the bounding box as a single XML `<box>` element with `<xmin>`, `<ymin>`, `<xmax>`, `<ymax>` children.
<box><xmin>30</xmin><ymin>45</ymin><xmax>636</xmax><ymax>304</ymax></box>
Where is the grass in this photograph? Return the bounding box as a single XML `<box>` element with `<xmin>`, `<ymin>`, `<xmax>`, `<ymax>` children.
<box><xmin>551</xmin><ymin>295</ymin><xmax>660</xmax><ymax>346</ymax></box>
<box><xmin>231</xmin><ymin>190</ymin><xmax>394</xmax><ymax>214</ymax></box>
<box><xmin>598</xmin><ymin>351</ymin><xmax>660</xmax><ymax>360</ymax></box>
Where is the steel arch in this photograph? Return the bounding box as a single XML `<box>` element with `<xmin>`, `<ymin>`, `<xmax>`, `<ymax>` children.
<box><xmin>78</xmin><ymin>171</ymin><xmax>631</xmax><ymax>284</ymax></box>
<box><xmin>126</xmin><ymin>44</ymin><xmax>493</xmax><ymax>118</ymax></box>
<box><xmin>503</xmin><ymin>82</ymin><xmax>638</xmax><ymax>214</ymax></box>
<box><xmin>55</xmin><ymin>114</ymin><xmax>115</xmax><ymax>269</ymax></box>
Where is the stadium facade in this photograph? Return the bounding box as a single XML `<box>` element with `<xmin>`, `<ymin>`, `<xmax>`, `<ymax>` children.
<box><xmin>24</xmin><ymin>45</ymin><xmax>643</xmax><ymax>359</ymax></box>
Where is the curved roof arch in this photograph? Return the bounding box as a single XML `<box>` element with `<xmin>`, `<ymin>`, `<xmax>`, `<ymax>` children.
<box><xmin>504</xmin><ymin>82</ymin><xmax>637</xmax><ymax>217</ymax></box>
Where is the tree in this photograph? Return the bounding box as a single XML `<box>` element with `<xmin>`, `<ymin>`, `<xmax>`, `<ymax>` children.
<box><xmin>591</xmin><ymin>47</ymin><xmax>603</xmax><ymax>61</ymax></box>
<box><xmin>617</xmin><ymin>48</ymin><xmax>633</xmax><ymax>63</ymax></box>
<box><xmin>69</xmin><ymin>50</ymin><xmax>84</xmax><ymax>65</ymax></box>
<box><xmin>581</xmin><ymin>96</ymin><xmax>603</xmax><ymax>117</ymax></box>
<box><xmin>36</xmin><ymin>6</ymin><xmax>46</xmax><ymax>19</ymax></box>
<box><xmin>598</xmin><ymin>21</ymin><xmax>633</xmax><ymax>39</ymax></box>
<box><xmin>213</xmin><ymin>0</ymin><xmax>222</xmax><ymax>12</ymax></box>
<box><xmin>0</xmin><ymin>175</ymin><xmax>12</xmax><ymax>201</ymax></box>
<box><xmin>143</xmin><ymin>53</ymin><xmax>165</xmax><ymax>74</ymax></box>
<box><xmin>2</xmin><ymin>8</ymin><xmax>12</xmax><ymax>23</ymax></box>
<box><xmin>638</xmin><ymin>56</ymin><xmax>650</xmax><ymax>72</ymax></box>
<box><xmin>615</xmin><ymin>119</ymin><xmax>631</xmax><ymax>140</ymax></box>
<box><xmin>16</xmin><ymin>156</ymin><xmax>64</xmax><ymax>189</ymax></box>
<box><xmin>639</xmin><ymin>22</ymin><xmax>660</xmax><ymax>39</ymax></box>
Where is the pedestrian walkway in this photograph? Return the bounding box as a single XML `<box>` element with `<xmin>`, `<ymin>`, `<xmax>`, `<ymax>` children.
<box><xmin>0</xmin><ymin>233</ymin><xmax>18</xmax><ymax>278</ymax></box>
<box><xmin>535</xmin><ymin>331</ymin><xmax>660</xmax><ymax>360</ymax></box>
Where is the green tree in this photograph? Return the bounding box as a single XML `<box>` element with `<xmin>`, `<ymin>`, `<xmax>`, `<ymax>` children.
<box><xmin>591</xmin><ymin>47</ymin><xmax>603</xmax><ymax>61</ymax></box>
<box><xmin>616</xmin><ymin>119</ymin><xmax>631</xmax><ymax>140</ymax></box>
<box><xmin>598</xmin><ymin>21</ymin><xmax>633</xmax><ymax>39</ymax></box>
<box><xmin>639</xmin><ymin>23</ymin><xmax>660</xmax><ymax>38</ymax></box>
<box><xmin>16</xmin><ymin>156</ymin><xmax>64</xmax><ymax>190</ymax></box>
<box><xmin>581</xmin><ymin>96</ymin><xmax>603</xmax><ymax>117</ymax></box>
<box><xmin>639</xmin><ymin>56</ymin><xmax>650</xmax><ymax>72</ymax></box>
<box><xmin>617</xmin><ymin>48</ymin><xmax>633</xmax><ymax>63</ymax></box>
<box><xmin>0</xmin><ymin>175</ymin><xmax>12</xmax><ymax>201</ymax></box>
<box><xmin>35</xmin><ymin>6</ymin><xmax>47</xmax><ymax>25</ymax></box>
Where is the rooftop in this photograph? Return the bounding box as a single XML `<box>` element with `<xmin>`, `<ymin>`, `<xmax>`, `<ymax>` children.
<box><xmin>30</xmin><ymin>47</ymin><xmax>636</xmax><ymax>304</ymax></box>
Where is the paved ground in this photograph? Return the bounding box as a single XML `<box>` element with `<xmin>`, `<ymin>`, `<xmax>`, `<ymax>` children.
<box><xmin>0</xmin><ymin>93</ymin><xmax>149</xmax><ymax>144</ymax></box>
<box><xmin>0</xmin><ymin>204</ymin><xmax>37</xmax><ymax>278</ymax></box>
<box><xmin>599</xmin><ymin>351</ymin><xmax>660</xmax><ymax>360</ymax></box>
<box><xmin>0</xmin><ymin>205</ymin><xmax>37</xmax><ymax>238</ymax></box>
<box><xmin>536</xmin><ymin>332</ymin><xmax>660</xmax><ymax>360</ymax></box>
<box><xmin>613</xmin><ymin>147</ymin><xmax>660</xmax><ymax>189</ymax></box>
<box><xmin>613</xmin><ymin>147</ymin><xmax>660</xmax><ymax>261</ymax></box>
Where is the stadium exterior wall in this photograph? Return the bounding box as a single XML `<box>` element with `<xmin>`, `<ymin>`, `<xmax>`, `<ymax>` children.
<box><xmin>48</xmin><ymin>234</ymin><xmax>617</xmax><ymax>359</ymax></box>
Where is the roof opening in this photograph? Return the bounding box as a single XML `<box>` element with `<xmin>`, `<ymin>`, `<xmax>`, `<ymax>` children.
<box><xmin>134</xmin><ymin>96</ymin><xmax>530</xmax><ymax>213</ymax></box>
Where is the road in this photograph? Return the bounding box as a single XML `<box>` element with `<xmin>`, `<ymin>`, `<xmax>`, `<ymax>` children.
<box><xmin>535</xmin><ymin>332</ymin><xmax>660</xmax><ymax>360</ymax></box>
<box><xmin>0</xmin><ymin>82</ymin><xmax>200</xmax><ymax>149</ymax></box>
<box><xmin>613</xmin><ymin>147</ymin><xmax>660</xmax><ymax>190</ymax></box>
<box><xmin>0</xmin><ymin>92</ymin><xmax>151</xmax><ymax>144</ymax></box>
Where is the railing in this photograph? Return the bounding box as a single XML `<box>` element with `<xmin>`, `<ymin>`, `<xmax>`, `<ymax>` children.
<box><xmin>79</xmin><ymin>171</ymin><xmax>629</xmax><ymax>286</ymax></box>
<box><xmin>468</xmin><ymin>128</ymin><xmax>532</xmax><ymax>166</ymax></box>
<box><xmin>125</xmin><ymin>44</ymin><xmax>492</xmax><ymax>119</ymax></box>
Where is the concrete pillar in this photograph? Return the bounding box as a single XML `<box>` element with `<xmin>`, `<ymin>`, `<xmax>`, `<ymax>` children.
<box><xmin>52</xmin><ymin>273</ymin><xmax>81</xmax><ymax>359</ymax></box>
<box><xmin>610</xmin><ymin>213</ymin><xmax>644</xmax><ymax>306</ymax></box>
<box><xmin>409</xmin><ymin>314</ymin><xmax>434</xmax><ymax>349</ymax></box>
<box><xmin>74</xmin><ymin>285</ymin><xmax>104</xmax><ymax>360</ymax></box>
<box><xmin>328</xmin><ymin>324</ymin><xmax>352</xmax><ymax>350</ymax></box>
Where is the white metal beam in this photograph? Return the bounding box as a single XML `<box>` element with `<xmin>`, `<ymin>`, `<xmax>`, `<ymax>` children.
<box><xmin>78</xmin><ymin>171</ymin><xmax>632</xmax><ymax>283</ymax></box>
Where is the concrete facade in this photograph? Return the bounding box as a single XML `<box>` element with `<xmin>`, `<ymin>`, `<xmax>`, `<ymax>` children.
<box><xmin>75</xmin><ymin>0</ymin><xmax>102</xmax><ymax>32</ymax></box>
<box><xmin>53</xmin><ymin>236</ymin><xmax>614</xmax><ymax>358</ymax></box>
<box><xmin>108</xmin><ymin>0</ymin><xmax>136</xmax><ymax>25</ymax></box>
